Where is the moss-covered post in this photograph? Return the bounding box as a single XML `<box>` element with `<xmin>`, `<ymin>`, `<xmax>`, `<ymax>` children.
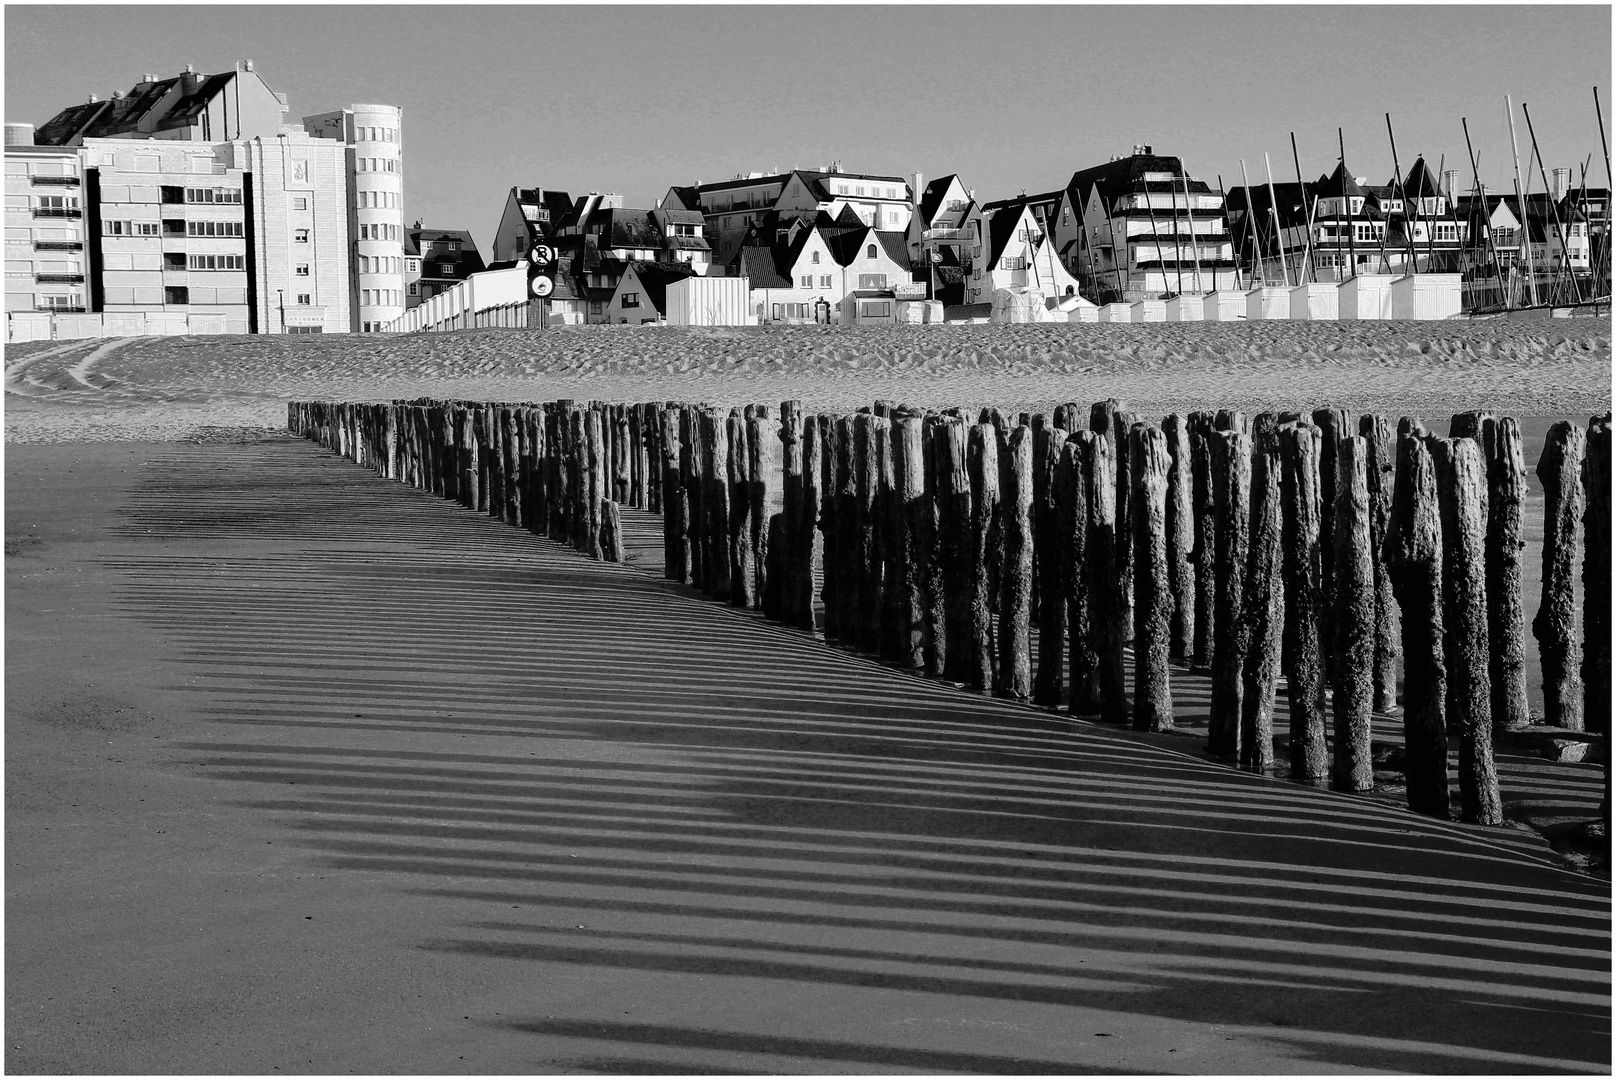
<box><xmin>967</xmin><ymin>422</ymin><xmax>1000</xmax><ymax>691</ymax></box>
<box><xmin>1238</xmin><ymin>428</ymin><xmax>1284</xmax><ymax>770</ymax></box>
<box><xmin>1431</xmin><ymin>436</ymin><xmax>1501</xmax><ymax>824</ymax></box>
<box><xmin>1483</xmin><ymin>416</ymin><xmax>1531</xmax><ymax>731</ymax></box>
<box><xmin>1535</xmin><ymin>421</ymin><xmax>1587</xmax><ymax>731</ymax></box>
<box><xmin>1208</xmin><ymin>429</ymin><xmax>1251</xmax><ymax>756</ymax></box>
<box><xmin>1281</xmin><ymin>422</ymin><xmax>1329</xmax><ymax>779</ymax></box>
<box><xmin>996</xmin><ymin>425</ymin><xmax>1034</xmax><ymax>699</ymax></box>
<box><xmin>1360</xmin><ymin>414</ymin><xmax>1400</xmax><ymax>714</ymax></box>
<box><xmin>1386</xmin><ymin>422</ymin><xmax>1450</xmax><ymax>817</ymax></box>
<box><xmin>937</xmin><ymin>417</ymin><xmax>972</xmax><ymax>680</ymax></box>
<box><xmin>1584</xmin><ymin>413</ymin><xmax>1611</xmax><ymax>736</ymax></box>
<box><xmin>1330</xmin><ymin>436</ymin><xmax>1375</xmax><ymax>792</ymax></box>
<box><xmin>1131</xmin><ymin>424</ymin><xmax>1173</xmax><ymax>732</ymax></box>
<box><xmin>1033</xmin><ymin>423</ymin><xmax>1068</xmax><ymax>706</ymax></box>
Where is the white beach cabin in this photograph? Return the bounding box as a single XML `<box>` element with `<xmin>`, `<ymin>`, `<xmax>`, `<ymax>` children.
<box><xmin>1339</xmin><ymin>273</ymin><xmax>1396</xmax><ymax>320</ymax></box>
<box><xmin>1165</xmin><ymin>294</ymin><xmax>1205</xmax><ymax>321</ymax></box>
<box><xmin>1388</xmin><ymin>274</ymin><xmax>1462</xmax><ymax>320</ymax></box>
<box><xmin>1246</xmin><ymin>286</ymin><xmax>1290</xmax><ymax>320</ymax></box>
<box><xmin>1289</xmin><ymin>283</ymin><xmax>1340</xmax><ymax>321</ymax></box>
<box><xmin>1202</xmin><ymin>291</ymin><xmax>1246</xmax><ymax>321</ymax></box>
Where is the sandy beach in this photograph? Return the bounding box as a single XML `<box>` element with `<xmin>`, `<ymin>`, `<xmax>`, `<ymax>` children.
<box><xmin>5</xmin><ymin>323</ymin><xmax>1611</xmax><ymax>1073</ymax></box>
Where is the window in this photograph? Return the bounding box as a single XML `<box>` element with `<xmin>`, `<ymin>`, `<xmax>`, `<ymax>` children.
<box><xmin>819</xmin><ymin>275</ymin><xmax>832</xmax><ymax>288</ymax></box>
<box><xmin>186</xmin><ymin>220</ymin><xmax>244</xmax><ymax>237</ymax></box>
<box><xmin>187</xmin><ymin>254</ymin><xmax>245</xmax><ymax>270</ymax></box>
<box><xmin>888</xmin><ymin>210</ymin><xmax>900</xmax><ymax>225</ymax></box>
<box><xmin>296</xmin><ymin>293</ymin><xmax>311</xmax><ymax>305</ymax></box>
<box><xmin>408</xmin><ymin>282</ymin><xmax>418</xmax><ymax>296</ymax></box>
<box><xmin>858</xmin><ymin>273</ymin><xmax>887</xmax><ymax>289</ymax></box>
<box><xmin>104</xmin><ymin>220</ymin><xmax>131</xmax><ymax>236</ymax></box>
<box><xmin>621</xmin><ymin>292</ymin><xmax>640</xmax><ymax>308</ymax></box>
<box><xmin>811</xmin><ymin>251</ymin><xmax>820</xmax><ymax>264</ymax></box>
<box><xmin>362</xmin><ymin>289</ymin><xmax>372</xmax><ymax>305</ymax></box>
<box><xmin>135</xmin><ymin>222</ymin><xmax>160</xmax><ymax>237</ymax></box>
<box><xmin>186</xmin><ymin>187</ymin><xmax>241</xmax><ymax>204</ymax></box>
<box><xmin>160</xmin><ymin>186</ymin><xmax>185</xmax><ymax>204</ymax></box>
<box><xmin>33</xmin><ymin>194</ymin><xmax>80</xmax><ymax>216</ymax></box>
<box><xmin>866</xmin><ymin>243</ymin><xmax>878</xmax><ymax>259</ymax></box>
<box><xmin>286</xmin><ymin>325</ymin><xmax>323</xmax><ymax>335</ymax></box>
<box><xmin>407</xmin><ymin>259</ymin><xmax>418</xmax><ymax>272</ymax></box>
<box><xmin>164</xmin><ymin>285</ymin><xmax>189</xmax><ymax>304</ymax></box>
<box><xmin>163</xmin><ymin>252</ymin><xmax>187</xmax><ymax>270</ymax></box>
<box><xmin>860</xmin><ymin>301</ymin><xmax>890</xmax><ymax>317</ymax></box>
<box><xmin>1001</xmin><ymin>257</ymin><xmax>1027</xmax><ymax>271</ymax></box>
<box><xmin>800</xmin><ymin>274</ymin><xmax>813</xmax><ymax>288</ymax></box>
<box><xmin>856</xmin><ymin>186</ymin><xmax>866</xmax><ymax>197</ymax></box>
<box><xmin>438</xmin><ymin>262</ymin><xmax>453</xmax><ymax>275</ymax></box>
<box><xmin>162</xmin><ymin>219</ymin><xmax>186</xmax><ymax>236</ymax></box>
<box><xmin>294</xmin><ymin>229</ymin><xmax>310</xmax><ymax>243</ymax></box>
<box><xmin>295</xmin><ymin>264</ymin><xmax>310</xmax><ymax>277</ymax></box>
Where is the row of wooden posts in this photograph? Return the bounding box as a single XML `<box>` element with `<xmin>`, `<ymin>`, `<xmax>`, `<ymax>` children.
<box><xmin>288</xmin><ymin>397</ymin><xmax>1610</xmax><ymax>827</ymax></box>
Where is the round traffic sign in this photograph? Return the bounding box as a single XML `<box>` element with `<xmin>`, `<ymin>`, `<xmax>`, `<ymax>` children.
<box><xmin>530</xmin><ymin>244</ymin><xmax>555</xmax><ymax>267</ymax></box>
<box><xmin>530</xmin><ymin>275</ymin><xmax>555</xmax><ymax>298</ymax></box>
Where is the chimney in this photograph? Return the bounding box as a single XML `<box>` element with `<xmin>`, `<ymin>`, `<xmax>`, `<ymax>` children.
<box><xmin>87</xmin><ymin>94</ymin><xmax>98</xmax><ymax>104</ymax></box>
<box><xmin>4</xmin><ymin>123</ymin><xmax>36</xmax><ymax>147</ymax></box>
<box><xmin>1552</xmin><ymin>167</ymin><xmax>1571</xmax><ymax>200</ymax></box>
<box><xmin>1442</xmin><ymin>170</ymin><xmax>1459</xmax><ymax>199</ymax></box>
<box><xmin>184</xmin><ymin>63</ymin><xmax>194</xmax><ymax>74</ymax></box>
<box><xmin>244</xmin><ymin>59</ymin><xmax>254</xmax><ymax>72</ymax></box>
<box><xmin>913</xmin><ymin>171</ymin><xmax>923</xmax><ymax>211</ymax></box>
<box><xmin>142</xmin><ymin>73</ymin><xmax>157</xmax><ymax>84</ymax></box>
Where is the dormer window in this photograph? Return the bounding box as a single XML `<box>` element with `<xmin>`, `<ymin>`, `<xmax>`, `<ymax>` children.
<box><xmin>866</xmin><ymin>243</ymin><xmax>877</xmax><ymax>258</ymax></box>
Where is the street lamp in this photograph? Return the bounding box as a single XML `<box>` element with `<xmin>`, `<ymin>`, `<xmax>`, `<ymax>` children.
<box><xmin>278</xmin><ymin>289</ymin><xmax>285</xmax><ymax>334</ymax></box>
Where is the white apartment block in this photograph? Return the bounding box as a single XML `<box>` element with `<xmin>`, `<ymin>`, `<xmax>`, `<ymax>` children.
<box><xmin>4</xmin><ymin>137</ymin><xmax>87</xmax><ymax>316</ymax></box>
<box><xmin>304</xmin><ymin>104</ymin><xmax>405</xmax><ymax>332</ymax></box>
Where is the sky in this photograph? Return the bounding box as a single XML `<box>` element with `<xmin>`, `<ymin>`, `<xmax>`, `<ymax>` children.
<box><xmin>6</xmin><ymin>4</ymin><xmax>1610</xmax><ymax>254</ymax></box>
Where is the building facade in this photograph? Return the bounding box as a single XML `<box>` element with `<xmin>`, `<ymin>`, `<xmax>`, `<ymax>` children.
<box><xmin>405</xmin><ymin>227</ymin><xmax>486</xmax><ymax>309</ymax></box>
<box><xmin>4</xmin><ymin>140</ymin><xmax>87</xmax><ymax>317</ymax></box>
<box><xmin>490</xmin><ymin>186</ymin><xmax>574</xmax><ymax>265</ymax></box>
<box><xmin>304</xmin><ymin>104</ymin><xmax>405</xmax><ymax>331</ymax></box>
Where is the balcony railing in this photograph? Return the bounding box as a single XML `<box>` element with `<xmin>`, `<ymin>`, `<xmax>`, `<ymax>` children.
<box><xmin>37</xmin><ymin>305</ymin><xmax>86</xmax><ymax>314</ymax></box>
<box><xmin>34</xmin><ymin>241</ymin><xmax>83</xmax><ymax>251</ymax></box>
<box><xmin>31</xmin><ymin>175</ymin><xmax>81</xmax><ymax>187</ymax></box>
<box><xmin>35</xmin><ymin>273</ymin><xmax>85</xmax><ymax>284</ymax></box>
<box><xmin>32</xmin><ymin>208</ymin><xmax>82</xmax><ymax>219</ymax></box>
<box><xmin>923</xmin><ymin>227</ymin><xmax>967</xmax><ymax>242</ymax></box>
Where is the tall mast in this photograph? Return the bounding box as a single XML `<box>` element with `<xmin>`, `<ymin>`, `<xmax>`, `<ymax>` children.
<box><xmin>1596</xmin><ymin>88</ymin><xmax>1612</xmax><ymax>299</ymax></box>
<box><xmin>1385</xmin><ymin>113</ymin><xmax>1420</xmax><ymax>273</ymax></box>
<box><xmin>1522</xmin><ymin>102</ymin><xmax>1579</xmax><ymax>304</ymax></box>
<box><xmin>1506</xmin><ymin>94</ymin><xmax>1539</xmax><ymax>305</ymax></box>
<box><xmin>1291</xmin><ymin>132</ymin><xmax>1317</xmax><ymax>283</ymax></box>
<box><xmin>1139</xmin><ymin>169</ymin><xmax>1175</xmax><ymax>297</ymax></box>
<box><xmin>1425</xmin><ymin>153</ymin><xmax>1444</xmax><ymax>272</ymax></box>
<box><xmin>1238</xmin><ymin>158</ymin><xmax>1265</xmax><ymax>285</ymax></box>
<box><xmin>1340</xmin><ymin>128</ymin><xmax>1358</xmax><ymax>279</ymax></box>
<box><xmin>1263</xmin><ymin>152</ymin><xmax>1291</xmax><ymax>287</ymax></box>
<box><xmin>1463</xmin><ymin>116</ymin><xmax>1510</xmax><ymax>309</ymax></box>
<box><xmin>1219</xmin><ymin>175</ymin><xmax>1242</xmax><ymax>290</ymax></box>
<box><xmin>1180</xmin><ymin>159</ymin><xmax>1204</xmax><ymax>292</ymax></box>
<box><xmin>1167</xmin><ymin>159</ymin><xmax>1187</xmax><ymax>296</ymax></box>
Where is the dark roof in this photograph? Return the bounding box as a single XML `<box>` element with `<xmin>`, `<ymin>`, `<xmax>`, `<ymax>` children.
<box><xmin>33</xmin><ymin>100</ymin><xmax>110</xmax><ymax>145</ymax></box>
<box><xmin>663</xmin><ymin>185</ymin><xmax>700</xmax><ymax>212</ymax></box>
<box><xmin>1066</xmin><ymin>153</ymin><xmax>1212</xmax><ymax>212</ymax></box>
<box><xmin>983</xmin><ymin>188</ymin><xmax>1062</xmax><ymax>213</ymax></box>
<box><xmin>823</xmin><ymin>223</ymin><xmax>873</xmax><ymax>267</ymax></box>
<box><xmin>1321</xmin><ymin>161</ymin><xmax>1367</xmax><ymax>199</ymax></box>
<box><xmin>622</xmin><ymin>260</ymin><xmax>699</xmax><ymax>314</ymax></box>
<box><xmin>917</xmin><ymin>174</ymin><xmax>961</xmax><ymax>226</ymax></box>
<box><xmin>1401</xmin><ymin>156</ymin><xmax>1440</xmax><ymax>198</ymax></box>
<box><xmin>734</xmin><ymin>245</ymin><xmax>791</xmax><ymax>289</ymax></box>
<box><xmin>692</xmin><ymin>167</ymin><xmax>908</xmax><ymax>200</ymax></box>
<box><xmin>875</xmin><ymin>230</ymin><xmax>911</xmax><ymax>269</ymax></box>
<box><xmin>984</xmin><ymin>200</ymin><xmax>1032</xmax><ymax>270</ymax></box>
<box><xmin>409</xmin><ymin>229</ymin><xmax>487</xmax><ymax>276</ymax></box>
<box><xmin>590</xmin><ymin>208</ymin><xmax>662</xmax><ymax>250</ymax></box>
<box><xmin>160</xmin><ymin>72</ymin><xmax>234</xmax><ymax>128</ymax></box>
<box><xmin>84</xmin><ymin>78</ymin><xmax>180</xmax><ymax>138</ymax></box>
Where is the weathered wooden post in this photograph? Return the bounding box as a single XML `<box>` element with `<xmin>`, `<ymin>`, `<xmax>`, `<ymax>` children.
<box><xmin>1237</xmin><ymin>428</ymin><xmax>1284</xmax><ymax>770</ymax></box>
<box><xmin>855</xmin><ymin>413</ymin><xmax>886</xmax><ymax>654</ymax></box>
<box><xmin>1208</xmin><ymin>430</ymin><xmax>1252</xmax><ymax>756</ymax></box>
<box><xmin>1162</xmin><ymin>414</ymin><xmax>1195</xmax><ymax>662</ymax></box>
<box><xmin>891</xmin><ymin>416</ymin><xmax>928</xmax><ymax>669</ymax></box>
<box><xmin>383</xmin><ymin>404</ymin><xmax>398</xmax><ymax>481</ymax></box>
<box><xmin>1482</xmin><ymin>416</ymin><xmax>1531</xmax><ymax>731</ymax></box>
<box><xmin>1360</xmin><ymin>414</ymin><xmax>1400</xmax><ymax>713</ymax></box>
<box><xmin>1132</xmin><ymin>424</ymin><xmax>1174</xmax><ymax>732</ymax></box>
<box><xmin>458</xmin><ymin>407</ymin><xmax>479</xmax><ymax>510</ymax></box>
<box><xmin>1060</xmin><ymin>433</ymin><xmax>1096</xmax><ymax>715</ymax></box>
<box><xmin>1033</xmin><ymin>423</ymin><xmax>1067</xmax><ymax>706</ymax></box>
<box><xmin>704</xmin><ymin>408</ymin><xmax>731</xmax><ymax>600</ymax></box>
<box><xmin>750</xmin><ymin>412</ymin><xmax>781</xmax><ymax>615</ymax></box>
<box><xmin>1431</xmin><ymin>436</ymin><xmax>1502</xmax><ymax>824</ymax></box>
<box><xmin>1535</xmin><ymin>421</ymin><xmax>1587</xmax><ymax>731</ymax></box>
<box><xmin>1189</xmin><ymin>411</ymin><xmax>1216</xmax><ymax>669</ymax></box>
<box><xmin>681</xmin><ymin>407</ymin><xmax>703</xmax><ymax>586</ymax></box>
<box><xmin>1386</xmin><ymin>422</ymin><xmax>1450</xmax><ymax>816</ymax></box>
<box><xmin>601</xmin><ymin>500</ymin><xmax>624</xmax><ymax>563</ymax></box>
<box><xmin>779</xmin><ymin>401</ymin><xmax>803</xmax><ymax>626</ymax></box>
<box><xmin>996</xmin><ymin>425</ymin><xmax>1034</xmax><ymax>699</ymax></box>
<box><xmin>1330</xmin><ymin>436</ymin><xmax>1375</xmax><ymax>792</ymax></box>
<box><xmin>1281</xmin><ymin>422</ymin><xmax>1329</xmax><ymax>779</ymax></box>
<box><xmin>797</xmin><ymin>415</ymin><xmax>823</xmax><ymax>633</ymax></box>
<box><xmin>1585</xmin><ymin>413</ymin><xmax>1611</xmax><ymax>735</ymax></box>
<box><xmin>935</xmin><ymin>417</ymin><xmax>972</xmax><ymax>680</ymax></box>
<box><xmin>1312</xmin><ymin>408</ymin><xmax>1347</xmax><ymax>682</ymax></box>
<box><xmin>967</xmin><ymin>422</ymin><xmax>1000</xmax><ymax>691</ymax></box>
<box><xmin>829</xmin><ymin>415</ymin><xmax>858</xmax><ymax>646</ymax></box>
<box><xmin>581</xmin><ymin>409</ymin><xmax>606</xmax><ymax>559</ymax></box>
<box><xmin>727</xmin><ymin>413</ymin><xmax>753</xmax><ymax>607</ymax></box>
<box><xmin>920</xmin><ymin>413</ymin><xmax>946</xmax><ymax>676</ymax></box>
<box><xmin>1088</xmin><ymin>433</ymin><xmax>1127</xmax><ymax>722</ymax></box>
<box><xmin>504</xmin><ymin>407</ymin><xmax>522</xmax><ymax>527</ymax></box>
<box><xmin>817</xmin><ymin>415</ymin><xmax>841</xmax><ymax>639</ymax></box>
<box><xmin>661</xmin><ymin>407</ymin><xmax>686</xmax><ymax>581</ymax></box>
<box><xmin>1113</xmin><ymin>411</ymin><xmax>1139</xmax><ymax>642</ymax></box>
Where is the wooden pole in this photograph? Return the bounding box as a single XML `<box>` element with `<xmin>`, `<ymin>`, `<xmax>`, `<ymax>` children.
<box><xmin>1534</xmin><ymin>421</ymin><xmax>1587</xmax><ymax>730</ymax></box>
<box><xmin>995</xmin><ymin>425</ymin><xmax>1034</xmax><ymax>700</ymax></box>
<box><xmin>1239</xmin><ymin>428</ymin><xmax>1285</xmax><ymax>769</ymax></box>
<box><xmin>583</xmin><ymin>408</ymin><xmax>606</xmax><ymax>559</ymax></box>
<box><xmin>937</xmin><ymin>417</ymin><xmax>973</xmax><ymax>680</ymax></box>
<box><xmin>601</xmin><ymin>499</ymin><xmax>624</xmax><ymax>563</ymax></box>
<box><xmin>661</xmin><ymin>407</ymin><xmax>686</xmax><ymax>581</ymax></box>
<box><xmin>1058</xmin><ymin>433</ymin><xmax>1096</xmax><ymax>715</ymax></box>
<box><xmin>1163</xmin><ymin>413</ymin><xmax>1195</xmax><ymax>660</ymax></box>
<box><xmin>1208</xmin><ymin>429</ymin><xmax>1252</xmax><ymax>756</ymax></box>
<box><xmin>876</xmin><ymin>415</ymin><xmax>902</xmax><ymax>663</ymax></box>
<box><xmin>1113</xmin><ymin>410</ymin><xmax>1138</xmax><ymax>642</ymax></box>
<box><xmin>1483</xmin><ymin>416</ymin><xmax>1531</xmax><ymax>730</ymax></box>
<box><xmin>1331</xmin><ymin>436</ymin><xmax>1375</xmax><ymax>792</ymax></box>
<box><xmin>857</xmin><ymin>414</ymin><xmax>887</xmax><ymax>654</ymax></box>
<box><xmin>1033</xmin><ymin>423</ymin><xmax>1068</xmax><ymax>706</ymax></box>
<box><xmin>680</xmin><ymin>407</ymin><xmax>702</xmax><ymax>585</ymax></box>
<box><xmin>728</xmin><ymin>413</ymin><xmax>754</xmax><ymax>608</ymax></box>
<box><xmin>798</xmin><ymin>415</ymin><xmax>823</xmax><ymax>634</ymax></box>
<box><xmin>1281</xmin><ymin>422</ymin><xmax>1329</xmax><ymax>779</ymax></box>
<box><xmin>921</xmin><ymin>413</ymin><xmax>946</xmax><ymax>677</ymax></box>
<box><xmin>831</xmin><ymin>415</ymin><xmax>858</xmax><ymax>646</ymax></box>
<box><xmin>967</xmin><ymin>422</ymin><xmax>1000</xmax><ymax>691</ymax></box>
<box><xmin>1311</xmin><ymin>408</ymin><xmax>1347</xmax><ymax>683</ymax></box>
<box><xmin>892</xmin><ymin>416</ymin><xmax>928</xmax><ymax>669</ymax></box>
<box><xmin>1189</xmin><ymin>410</ymin><xmax>1216</xmax><ymax>668</ymax></box>
<box><xmin>1584</xmin><ymin>413</ymin><xmax>1612</xmax><ymax>736</ymax></box>
<box><xmin>459</xmin><ymin>406</ymin><xmax>479</xmax><ymax>511</ymax></box>
<box><xmin>1360</xmin><ymin>414</ymin><xmax>1401</xmax><ymax>714</ymax></box>
<box><xmin>1089</xmin><ymin>431</ymin><xmax>1128</xmax><ymax>723</ymax></box>
<box><xmin>1387</xmin><ymin>422</ymin><xmax>1451</xmax><ymax>817</ymax></box>
<box><xmin>750</xmin><ymin>413</ymin><xmax>781</xmax><ymax>615</ymax></box>
<box><xmin>1132</xmin><ymin>424</ymin><xmax>1173</xmax><ymax>732</ymax></box>
<box><xmin>779</xmin><ymin>401</ymin><xmax>804</xmax><ymax>626</ymax></box>
<box><xmin>1431</xmin><ymin>436</ymin><xmax>1502</xmax><ymax>824</ymax></box>
<box><xmin>704</xmin><ymin>408</ymin><xmax>731</xmax><ymax>602</ymax></box>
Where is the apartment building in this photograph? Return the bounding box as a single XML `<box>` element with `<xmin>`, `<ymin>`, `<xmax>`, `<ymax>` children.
<box><xmin>31</xmin><ymin>63</ymin><xmax>286</xmax><ymax>147</ymax></box>
<box><xmin>304</xmin><ymin>104</ymin><xmax>405</xmax><ymax>331</ymax></box>
<box><xmin>405</xmin><ymin>227</ymin><xmax>485</xmax><ymax>309</ymax></box>
<box><xmin>4</xmin><ymin>137</ymin><xmax>87</xmax><ymax>317</ymax></box>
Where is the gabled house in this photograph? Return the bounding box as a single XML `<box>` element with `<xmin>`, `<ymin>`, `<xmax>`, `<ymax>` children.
<box><xmin>964</xmin><ymin>199</ymin><xmax>1083</xmax><ymax>307</ymax></box>
<box><xmin>907</xmin><ymin>173</ymin><xmax>973</xmax><ymax>268</ymax></box>
<box><xmin>603</xmin><ymin>260</ymin><xmax>700</xmax><ymax>324</ymax></box>
<box><xmin>725</xmin><ymin>211</ymin><xmax>915</xmax><ymax>324</ymax></box>
<box><xmin>405</xmin><ymin>227</ymin><xmax>486</xmax><ymax>309</ymax></box>
<box><xmin>490</xmin><ymin>186</ymin><xmax>574</xmax><ymax>265</ymax></box>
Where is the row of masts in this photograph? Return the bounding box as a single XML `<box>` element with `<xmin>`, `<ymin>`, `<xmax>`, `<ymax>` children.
<box><xmin>1206</xmin><ymin>91</ymin><xmax>1611</xmax><ymax>311</ymax></box>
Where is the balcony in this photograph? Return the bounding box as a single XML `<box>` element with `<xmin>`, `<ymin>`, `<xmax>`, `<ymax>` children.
<box><xmin>35</xmin><ymin>273</ymin><xmax>85</xmax><ymax>284</ymax></box>
<box><xmin>923</xmin><ymin>227</ymin><xmax>967</xmax><ymax>242</ymax></box>
<box><xmin>34</xmin><ymin>241</ymin><xmax>83</xmax><ymax>251</ymax></box>
<box><xmin>32</xmin><ymin>208</ymin><xmax>82</xmax><ymax>219</ymax></box>
<box><xmin>31</xmin><ymin>175</ymin><xmax>81</xmax><ymax>187</ymax></box>
<box><xmin>37</xmin><ymin>305</ymin><xmax>86</xmax><ymax>314</ymax></box>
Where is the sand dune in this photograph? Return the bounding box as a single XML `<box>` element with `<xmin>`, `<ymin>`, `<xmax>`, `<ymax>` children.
<box><xmin>6</xmin><ymin>321</ymin><xmax>1610</xmax><ymax>443</ymax></box>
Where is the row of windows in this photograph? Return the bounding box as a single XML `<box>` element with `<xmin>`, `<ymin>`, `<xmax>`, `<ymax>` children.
<box><xmin>358</xmin><ymin>190</ymin><xmax>398</xmax><ymax>209</ymax></box>
<box><xmin>185</xmin><ymin>187</ymin><xmax>242</xmax><ymax>204</ymax></box>
<box><xmin>187</xmin><ymin>254</ymin><xmax>245</xmax><ymax>271</ymax></box>
<box><xmin>188</xmin><ymin>220</ymin><xmax>245</xmax><ymax>237</ymax></box>
<box><xmin>359</xmin><ymin>255</ymin><xmax>402</xmax><ymax>274</ymax></box>
<box><xmin>356</xmin><ymin>158</ymin><xmax>398</xmax><ymax>174</ymax></box>
<box><xmin>799</xmin><ymin>274</ymin><xmax>834</xmax><ymax>288</ymax></box>
<box><xmin>361</xmin><ymin>288</ymin><xmax>401</xmax><ymax>307</ymax></box>
<box><xmin>104</xmin><ymin>220</ymin><xmax>162</xmax><ymax>236</ymax></box>
<box><xmin>359</xmin><ymin>223</ymin><xmax>399</xmax><ymax>241</ymax></box>
<box><xmin>36</xmin><ymin>293</ymin><xmax>83</xmax><ymax>309</ymax></box>
<box><xmin>33</xmin><ymin>195</ymin><xmax>80</xmax><ymax>211</ymax></box>
<box><xmin>356</xmin><ymin>125</ymin><xmax>398</xmax><ymax>145</ymax></box>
